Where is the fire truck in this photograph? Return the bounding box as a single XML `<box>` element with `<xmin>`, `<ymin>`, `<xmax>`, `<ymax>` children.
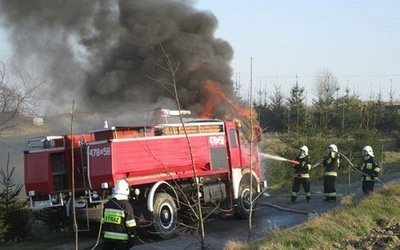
<box><xmin>24</xmin><ymin>109</ymin><xmax>266</xmax><ymax>238</ymax></box>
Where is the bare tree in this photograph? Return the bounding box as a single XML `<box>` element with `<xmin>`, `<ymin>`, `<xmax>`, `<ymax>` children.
<box><xmin>0</xmin><ymin>59</ymin><xmax>45</xmax><ymax>131</ymax></box>
<box><xmin>147</xmin><ymin>45</ymin><xmax>208</xmax><ymax>248</ymax></box>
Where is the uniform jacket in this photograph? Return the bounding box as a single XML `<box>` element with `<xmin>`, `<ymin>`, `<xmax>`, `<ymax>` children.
<box><xmin>323</xmin><ymin>151</ymin><xmax>340</xmax><ymax>177</ymax></box>
<box><xmin>359</xmin><ymin>157</ymin><xmax>380</xmax><ymax>181</ymax></box>
<box><xmin>102</xmin><ymin>197</ymin><xmax>136</xmax><ymax>241</ymax></box>
<box><xmin>293</xmin><ymin>155</ymin><xmax>311</xmax><ymax>178</ymax></box>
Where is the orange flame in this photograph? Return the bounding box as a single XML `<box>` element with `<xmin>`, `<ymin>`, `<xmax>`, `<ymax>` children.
<box><xmin>199</xmin><ymin>80</ymin><xmax>257</xmax><ymax>121</ymax></box>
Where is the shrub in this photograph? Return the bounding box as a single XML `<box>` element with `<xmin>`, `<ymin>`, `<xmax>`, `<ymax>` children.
<box><xmin>0</xmin><ymin>164</ymin><xmax>32</xmax><ymax>242</ymax></box>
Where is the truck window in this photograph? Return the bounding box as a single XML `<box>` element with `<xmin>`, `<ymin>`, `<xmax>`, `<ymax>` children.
<box><xmin>228</xmin><ymin>129</ymin><xmax>237</xmax><ymax>148</ymax></box>
<box><xmin>51</xmin><ymin>153</ymin><xmax>66</xmax><ymax>191</ymax></box>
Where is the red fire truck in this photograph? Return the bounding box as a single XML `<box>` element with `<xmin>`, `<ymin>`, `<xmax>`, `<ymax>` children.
<box><xmin>24</xmin><ymin>109</ymin><xmax>266</xmax><ymax>238</ymax></box>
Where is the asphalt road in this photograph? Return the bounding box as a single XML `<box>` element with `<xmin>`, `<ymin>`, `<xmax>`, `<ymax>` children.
<box><xmin>130</xmin><ymin>191</ymin><xmax>341</xmax><ymax>250</ymax></box>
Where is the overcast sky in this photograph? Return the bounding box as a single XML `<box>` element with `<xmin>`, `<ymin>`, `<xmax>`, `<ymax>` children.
<box><xmin>194</xmin><ymin>0</ymin><xmax>400</xmax><ymax>103</ymax></box>
<box><xmin>0</xmin><ymin>0</ymin><xmax>399</xmax><ymax>104</ymax></box>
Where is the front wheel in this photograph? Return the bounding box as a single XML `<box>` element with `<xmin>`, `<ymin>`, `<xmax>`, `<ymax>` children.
<box><xmin>150</xmin><ymin>193</ymin><xmax>178</xmax><ymax>239</ymax></box>
<box><xmin>234</xmin><ymin>180</ymin><xmax>257</xmax><ymax>219</ymax></box>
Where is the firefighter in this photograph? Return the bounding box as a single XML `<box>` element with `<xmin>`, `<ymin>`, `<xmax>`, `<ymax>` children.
<box><xmin>357</xmin><ymin>145</ymin><xmax>380</xmax><ymax>195</ymax></box>
<box><xmin>102</xmin><ymin>179</ymin><xmax>136</xmax><ymax>250</ymax></box>
<box><xmin>322</xmin><ymin>144</ymin><xmax>340</xmax><ymax>202</ymax></box>
<box><xmin>291</xmin><ymin>145</ymin><xmax>312</xmax><ymax>203</ymax></box>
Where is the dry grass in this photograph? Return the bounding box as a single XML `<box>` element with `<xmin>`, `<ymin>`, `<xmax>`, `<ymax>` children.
<box><xmin>224</xmin><ymin>182</ymin><xmax>400</xmax><ymax>250</ymax></box>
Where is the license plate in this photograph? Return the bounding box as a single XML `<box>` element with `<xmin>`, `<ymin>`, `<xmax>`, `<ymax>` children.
<box><xmin>33</xmin><ymin>200</ymin><xmax>51</xmax><ymax>207</ymax></box>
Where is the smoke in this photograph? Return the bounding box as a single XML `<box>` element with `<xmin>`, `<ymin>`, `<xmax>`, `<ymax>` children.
<box><xmin>0</xmin><ymin>0</ymin><xmax>235</xmax><ymax>131</ymax></box>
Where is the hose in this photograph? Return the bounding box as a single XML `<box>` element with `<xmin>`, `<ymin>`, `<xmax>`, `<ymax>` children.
<box><xmin>257</xmin><ymin>201</ymin><xmax>319</xmax><ymax>218</ymax></box>
<box><xmin>338</xmin><ymin>152</ymin><xmax>384</xmax><ymax>185</ymax></box>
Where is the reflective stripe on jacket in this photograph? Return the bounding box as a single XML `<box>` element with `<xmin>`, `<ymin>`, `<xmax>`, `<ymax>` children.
<box><xmin>104</xmin><ymin>231</ymin><xmax>130</xmax><ymax>241</ymax></box>
<box><xmin>294</xmin><ymin>155</ymin><xmax>311</xmax><ymax>178</ymax></box>
<box><xmin>102</xmin><ymin>198</ymin><xmax>136</xmax><ymax>241</ymax></box>
<box><xmin>323</xmin><ymin>151</ymin><xmax>340</xmax><ymax>176</ymax></box>
<box><xmin>324</xmin><ymin>171</ymin><xmax>337</xmax><ymax>177</ymax></box>
<box><xmin>360</xmin><ymin>157</ymin><xmax>380</xmax><ymax>181</ymax></box>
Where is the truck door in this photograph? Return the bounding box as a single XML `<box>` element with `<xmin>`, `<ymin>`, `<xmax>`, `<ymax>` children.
<box><xmin>225</xmin><ymin>123</ymin><xmax>242</xmax><ymax>168</ymax></box>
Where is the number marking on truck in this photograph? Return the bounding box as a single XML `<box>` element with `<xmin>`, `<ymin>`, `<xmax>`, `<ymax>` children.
<box><xmin>209</xmin><ymin>136</ymin><xmax>225</xmax><ymax>146</ymax></box>
<box><xmin>89</xmin><ymin>147</ymin><xmax>111</xmax><ymax>157</ymax></box>
<box><xmin>33</xmin><ymin>200</ymin><xmax>51</xmax><ymax>207</ymax></box>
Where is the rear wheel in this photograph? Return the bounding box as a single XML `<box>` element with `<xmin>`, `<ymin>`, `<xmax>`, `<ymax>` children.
<box><xmin>235</xmin><ymin>180</ymin><xmax>257</xmax><ymax>219</ymax></box>
<box><xmin>150</xmin><ymin>193</ymin><xmax>177</xmax><ymax>239</ymax></box>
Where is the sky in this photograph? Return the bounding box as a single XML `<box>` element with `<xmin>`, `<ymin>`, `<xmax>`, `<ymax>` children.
<box><xmin>194</xmin><ymin>0</ymin><xmax>400</xmax><ymax>103</ymax></box>
<box><xmin>0</xmin><ymin>0</ymin><xmax>399</xmax><ymax>105</ymax></box>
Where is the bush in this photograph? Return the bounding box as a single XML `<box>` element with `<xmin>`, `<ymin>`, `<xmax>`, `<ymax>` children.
<box><xmin>32</xmin><ymin>207</ymin><xmax>70</xmax><ymax>233</ymax></box>
<box><xmin>1</xmin><ymin>204</ymin><xmax>32</xmax><ymax>242</ymax></box>
<box><xmin>261</xmin><ymin>129</ymin><xmax>385</xmax><ymax>190</ymax></box>
<box><xmin>0</xmin><ymin>164</ymin><xmax>32</xmax><ymax>242</ymax></box>
<box><xmin>0</xmin><ymin>213</ymin><xmax>8</xmax><ymax>243</ymax></box>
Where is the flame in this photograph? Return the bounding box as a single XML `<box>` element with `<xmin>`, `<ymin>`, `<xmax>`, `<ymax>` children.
<box><xmin>199</xmin><ymin>80</ymin><xmax>257</xmax><ymax>121</ymax></box>
<box><xmin>199</xmin><ymin>80</ymin><xmax>262</xmax><ymax>142</ymax></box>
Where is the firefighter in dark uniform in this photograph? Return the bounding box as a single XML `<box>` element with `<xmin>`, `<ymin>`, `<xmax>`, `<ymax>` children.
<box><xmin>322</xmin><ymin>144</ymin><xmax>340</xmax><ymax>202</ymax></box>
<box><xmin>291</xmin><ymin>145</ymin><xmax>312</xmax><ymax>203</ymax></box>
<box><xmin>102</xmin><ymin>179</ymin><xmax>136</xmax><ymax>250</ymax></box>
<box><xmin>357</xmin><ymin>145</ymin><xmax>380</xmax><ymax>195</ymax></box>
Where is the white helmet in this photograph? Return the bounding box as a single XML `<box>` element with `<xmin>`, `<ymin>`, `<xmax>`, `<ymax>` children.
<box><xmin>328</xmin><ymin>144</ymin><xmax>338</xmax><ymax>153</ymax></box>
<box><xmin>363</xmin><ymin>145</ymin><xmax>374</xmax><ymax>158</ymax></box>
<box><xmin>113</xmin><ymin>179</ymin><xmax>130</xmax><ymax>197</ymax></box>
<box><xmin>299</xmin><ymin>145</ymin><xmax>308</xmax><ymax>158</ymax></box>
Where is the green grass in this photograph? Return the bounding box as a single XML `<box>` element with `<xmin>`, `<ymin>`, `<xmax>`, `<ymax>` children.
<box><xmin>224</xmin><ymin>181</ymin><xmax>400</xmax><ymax>250</ymax></box>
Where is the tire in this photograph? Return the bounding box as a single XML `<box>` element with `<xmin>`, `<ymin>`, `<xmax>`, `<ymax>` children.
<box><xmin>234</xmin><ymin>180</ymin><xmax>257</xmax><ymax>219</ymax></box>
<box><xmin>150</xmin><ymin>193</ymin><xmax>178</xmax><ymax>239</ymax></box>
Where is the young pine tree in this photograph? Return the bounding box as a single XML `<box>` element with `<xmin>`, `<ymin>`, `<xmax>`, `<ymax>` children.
<box><xmin>0</xmin><ymin>149</ymin><xmax>31</xmax><ymax>242</ymax></box>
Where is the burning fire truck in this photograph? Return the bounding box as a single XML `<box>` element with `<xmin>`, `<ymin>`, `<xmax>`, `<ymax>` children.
<box><xmin>24</xmin><ymin>109</ymin><xmax>266</xmax><ymax>238</ymax></box>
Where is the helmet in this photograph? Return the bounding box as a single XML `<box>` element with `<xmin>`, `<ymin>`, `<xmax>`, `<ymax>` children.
<box><xmin>299</xmin><ymin>145</ymin><xmax>308</xmax><ymax>158</ymax></box>
<box><xmin>113</xmin><ymin>179</ymin><xmax>130</xmax><ymax>197</ymax></box>
<box><xmin>362</xmin><ymin>145</ymin><xmax>374</xmax><ymax>158</ymax></box>
<box><xmin>328</xmin><ymin>144</ymin><xmax>338</xmax><ymax>153</ymax></box>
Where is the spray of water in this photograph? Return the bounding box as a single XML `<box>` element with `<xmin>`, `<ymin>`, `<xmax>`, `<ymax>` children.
<box><xmin>259</xmin><ymin>153</ymin><xmax>299</xmax><ymax>164</ymax></box>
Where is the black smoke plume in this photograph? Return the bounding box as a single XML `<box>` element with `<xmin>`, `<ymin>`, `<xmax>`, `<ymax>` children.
<box><xmin>0</xmin><ymin>0</ymin><xmax>235</xmax><ymax>131</ymax></box>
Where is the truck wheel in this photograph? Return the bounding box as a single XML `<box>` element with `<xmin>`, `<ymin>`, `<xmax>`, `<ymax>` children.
<box><xmin>151</xmin><ymin>193</ymin><xmax>177</xmax><ymax>239</ymax></box>
<box><xmin>235</xmin><ymin>181</ymin><xmax>257</xmax><ymax>219</ymax></box>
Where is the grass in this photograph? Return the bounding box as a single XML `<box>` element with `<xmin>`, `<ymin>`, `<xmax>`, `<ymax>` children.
<box><xmin>224</xmin><ymin>181</ymin><xmax>400</xmax><ymax>250</ymax></box>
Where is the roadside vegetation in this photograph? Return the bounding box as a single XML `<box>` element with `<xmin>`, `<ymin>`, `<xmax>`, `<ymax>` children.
<box><xmin>225</xmin><ymin>181</ymin><xmax>400</xmax><ymax>250</ymax></box>
<box><xmin>0</xmin><ymin>59</ymin><xmax>44</xmax><ymax>244</ymax></box>
<box><xmin>224</xmin><ymin>83</ymin><xmax>400</xmax><ymax>249</ymax></box>
<box><xmin>260</xmin><ymin>130</ymin><xmax>395</xmax><ymax>194</ymax></box>
<box><xmin>224</xmin><ymin>131</ymin><xmax>400</xmax><ymax>249</ymax></box>
<box><xmin>0</xmin><ymin>155</ymin><xmax>32</xmax><ymax>243</ymax></box>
